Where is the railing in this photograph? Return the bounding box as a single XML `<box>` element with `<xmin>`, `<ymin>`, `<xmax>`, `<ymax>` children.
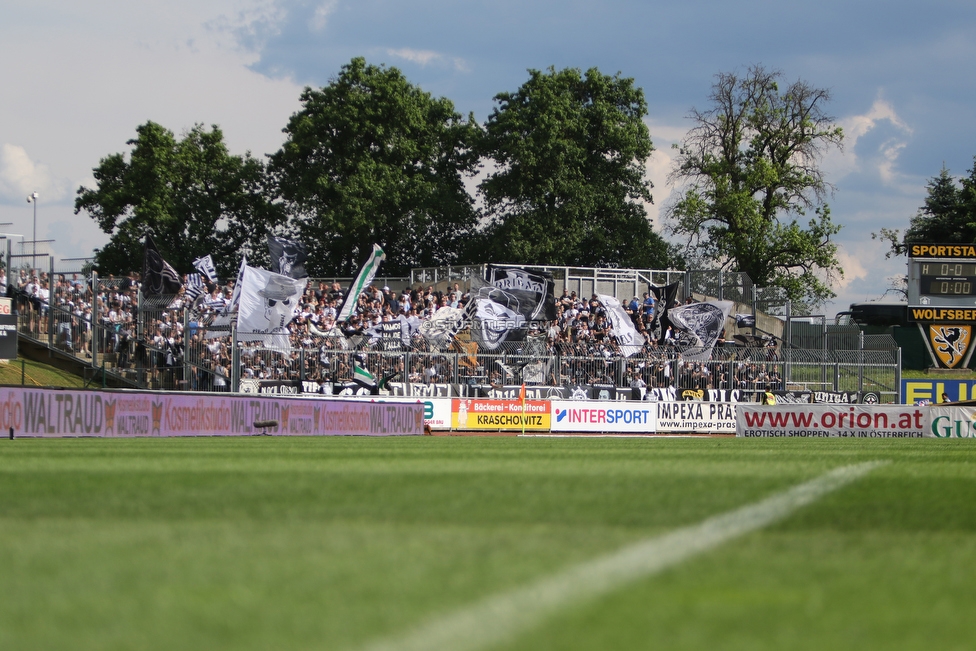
<box><xmin>9</xmin><ymin>267</ymin><xmax>902</xmax><ymax>402</ymax></box>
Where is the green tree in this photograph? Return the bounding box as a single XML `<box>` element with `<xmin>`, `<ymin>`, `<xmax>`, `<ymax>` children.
<box><xmin>75</xmin><ymin>121</ymin><xmax>279</xmax><ymax>278</ymax></box>
<box><xmin>666</xmin><ymin>65</ymin><xmax>844</xmax><ymax>306</ymax></box>
<box><xmin>268</xmin><ymin>57</ymin><xmax>480</xmax><ymax>277</ymax></box>
<box><xmin>476</xmin><ymin>66</ymin><xmax>681</xmax><ymax>269</ymax></box>
<box><xmin>875</xmin><ymin>160</ymin><xmax>976</xmax><ymax>256</ymax></box>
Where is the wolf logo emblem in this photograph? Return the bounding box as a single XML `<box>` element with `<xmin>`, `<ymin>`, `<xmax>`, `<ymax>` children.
<box><xmin>930</xmin><ymin>325</ymin><xmax>972</xmax><ymax>368</ymax></box>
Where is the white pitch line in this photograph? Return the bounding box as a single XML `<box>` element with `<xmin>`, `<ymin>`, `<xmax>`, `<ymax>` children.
<box><xmin>356</xmin><ymin>461</ymin><xmax>888</xmax><ymax>651</ymax></box>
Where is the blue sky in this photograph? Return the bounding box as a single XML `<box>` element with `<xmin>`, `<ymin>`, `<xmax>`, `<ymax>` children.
<box><xmin>2</xmin><ymin>0</ymin><xmax>975</xmax><ymax>316</ymax></box>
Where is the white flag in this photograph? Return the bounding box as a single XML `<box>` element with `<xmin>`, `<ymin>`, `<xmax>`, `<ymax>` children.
<box><xmin>237</xmin><ymin>265</ymin><xmax>308</xmax><ymax>351</ymax></box>
<box><xmin>419</xmin><ymin>306</ymin><xmax>466</xmax><ymax>350</ymax></box>
<box><xmin>598</xmin><ymin>294</ymin><xmax>645</xmax><ymax>357</ymax></box>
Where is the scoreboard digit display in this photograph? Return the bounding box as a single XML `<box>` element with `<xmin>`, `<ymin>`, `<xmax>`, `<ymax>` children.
<box><xmin>907</xmin><ymin>244</ymin><xmax>976</xmax><ymax>322</ymax></box>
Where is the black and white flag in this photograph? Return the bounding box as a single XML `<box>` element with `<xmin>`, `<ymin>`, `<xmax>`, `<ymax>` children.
<box><xmin>649</xmin><ymin>281</ymin><xmax>680</xmax><ymax>343</ymax></box>
<box><xmin>420</xmin><ymin>307</ymin><xmax>467</xmax><ymax>350</ymax></box>
<box><xmin>466</xmin><ymin>279</ymin><xmax>526</xmax><ymax>351</ymax></box>
<box><xmin>237</xmin><ymin>265</ymin><xmax>308</xmax><ymax>351</ymax></box>
<box><xmin>193</xmin><ymin>255</ymin><xmax>219</xmax><ymax>284</ymax></box>
<box><xmin>205</xmin><ymin>255</ymin><xmax>246</xmax><ymax>340</ymax></box>
<box><xmin>267</xmin><ymin>235</ymin><xmax>308</xmax><ymax>279</ymax></box>
<box><xmin>465</xmin><ymin>266</ymin><xmax>553</xmax><ymax>351</ymax></box>
<box><xmin>142</xmin><ymin>235</ymin><xmax>182</xmax><ymax>297</ymax></box>
<box><xmin>487</xmin><ymin>265</ymin><xmax>556</xmax><ymax>323</ymax></box>
<box><xmin>667</xmin><ymin>300</ymin><xmax>733</xmax><ymax>361</ymax></box>
<box><xmin>735</xmin><ymin>313</ymin><xmax>756</xmax><ymax>328</ymax></box>
<box><xmin>184</xmin><ymin>273</ymin><xmax>205</xmax><ymax>303</ymax></box>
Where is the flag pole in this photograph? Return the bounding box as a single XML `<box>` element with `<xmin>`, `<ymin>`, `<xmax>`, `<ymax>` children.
<box><xmin>520</xmin><ymin>383</ymin><xmax>526</xmax><ymax>436</ymax></box>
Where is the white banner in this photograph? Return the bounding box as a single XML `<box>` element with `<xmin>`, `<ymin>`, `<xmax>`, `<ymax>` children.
<box><xmin>551</xmin><ymin>401</ymin><xmax>655</xmax><ymax>433</ymax></box>
<box><xmin>736</xmin><ymin>404</ymin><xmax>926</xmax><ymax>438</ymax></box>
<box><xmin>655</xmin><ymin>401</ymin><xmax>736</xmax><ymax>433</ymax></box>
<box><xmin>927</xmin><ymin>405</ymin><xmax>976</xmax><ymax>438</ymax></box>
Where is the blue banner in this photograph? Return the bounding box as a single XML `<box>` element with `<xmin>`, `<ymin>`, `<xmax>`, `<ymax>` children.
<box><xmin>901</xmin><ymin>378</ymin><xmax>976</xmax><ymax>404</ymax></box>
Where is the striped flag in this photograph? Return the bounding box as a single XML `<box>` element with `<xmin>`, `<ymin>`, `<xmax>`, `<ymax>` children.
<box><xmin>205</xmin><ymin>255</ymin><xmax>246</xmax><ymax>339</ymax></box>
<box><xmin>336</xmin><ymin>244</ymin><xmax>386</xmax><ymax>323</ymax></box>
<box><xmin>184</xmin><ymin>273</ymin><xmax>205</xmax><ymax>302</ymax></box>
<box><xmin>193</xmin><ymin>255</ymin><xmax>218</xmax><ymax>284</ymax></box>
<box><xmin>353</xmin><ymin>361</ymin><xmax>376</xmax><ymax>389</ymax></box>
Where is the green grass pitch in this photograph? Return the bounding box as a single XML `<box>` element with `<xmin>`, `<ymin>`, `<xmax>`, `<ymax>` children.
<box><xmin>1</xmin><ymin>436</ymin><xmax>974</xmax><ymax>651</ymax></box>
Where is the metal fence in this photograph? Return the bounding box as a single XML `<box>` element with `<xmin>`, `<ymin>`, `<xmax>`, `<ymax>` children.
<box><xmin>7</xmin><ymin>265</ymin><xmax>902</xmax><ymax>403</ymax></box>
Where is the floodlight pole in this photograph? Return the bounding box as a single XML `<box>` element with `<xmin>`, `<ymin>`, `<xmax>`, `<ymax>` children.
<box><xmin>27</xmin><ymin>192</ymin><xmax>39</xmax><ymax>271</ymax></box>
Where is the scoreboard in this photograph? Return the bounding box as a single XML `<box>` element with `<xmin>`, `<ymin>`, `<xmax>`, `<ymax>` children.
<box><xmin>907</xmin><ymin>244</ymin><xmax>976</xmax><ymax>322</ymax></box>
<box><xmin>915</xmin><ymin>261</ymin><xmax>976</xmax><ymax>296</ymax></box>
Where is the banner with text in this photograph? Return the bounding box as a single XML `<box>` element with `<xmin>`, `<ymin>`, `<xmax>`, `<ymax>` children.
<box><xmin>901</xmin><ymin>378</ymin><xmax>976</xmax><ymax>404</ymax></box>
<box><xmin>927</xmin><ymin>405</ymin><xmax>976</xmax><ymax>438</ymax></box>
<box><xmin>736</xmin><ymin>404</ymin><xmax>925</xmax><ymax>438</ymax></box>
<box><xmin>453</xmin><ymin>398</ymin><xmax>550</xmax><ymax>431</ymax></box>
<box><xmin>550</xmin><ymin>401</ymin><xmax>656</xmax><ymax>433</ymax></box>
<box><xmin>655</xmin><ymin>401</ymin><xmax>737</xmax><ymax>433</ymax></box>
<box><xmin>0</xmin><ymin>388</ymin><xmax>423</xmax><ymax>438</ymax></box>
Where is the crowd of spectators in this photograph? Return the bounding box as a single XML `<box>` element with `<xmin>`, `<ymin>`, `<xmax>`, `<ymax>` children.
<box><xmin>8</xmin><ymin>266</ymin><xmax>782</xmax><ymax>396</ymax></box>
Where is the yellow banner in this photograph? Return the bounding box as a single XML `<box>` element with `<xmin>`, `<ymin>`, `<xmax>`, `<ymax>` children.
<box><xmin>453</xmin><ymin>399</ymin><xmax>550</xmax><ymax>430</ymax></box>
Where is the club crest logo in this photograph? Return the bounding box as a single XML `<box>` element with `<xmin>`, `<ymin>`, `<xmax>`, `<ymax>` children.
<box><xmin>930</xmin><ymin>325</ymin><xmax>972</xmax><ymax>368</ymax></box>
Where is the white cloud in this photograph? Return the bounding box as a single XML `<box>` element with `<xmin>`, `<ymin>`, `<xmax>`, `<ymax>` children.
<box><xmin>645</xmin><ymin>147</ymin><xmax>675</xmax><ymax>231</ymax></box>
<box><xmin>643</xmin><ymin>119</ymin><xmax>687</xmax><ymax>232</ymax></box>
<box><xmin>878</xmin><ymin>139</ymin><xmax>908</xmax><ymax>185</ymax></box>
<box><xmin>386</xmin><ymin>48</ymin><xmax>469</xmax><ymax>72</ymax></box>
<box><xmin>826</xmin><ymin>96</ymin><xmax>913</xmax><ymax>187</ymax></box>
<box><xmin>844</xmin><ymin>98</ymin><xmax>912</xmax><ymax>143</ymax></box>
<box><xmin>645</xmin><ymin>120</ymin><xmax>688</xmax><ymax>145</ymax></box>
<box><xmin>833</xmin><ymin>244</ymin><xmax>869</xmax><ymax>291</ymax></box>
<box><xmin>205</xmin><ymin>1</ymin><xmax>290</xmax><ymax>59</ymax></box>
<box><xmin>0</xmin><ymin>1</ymin><xmax>303</xmax><ymax>263</ymax></box>
<box><xmin>0</xmin><ymin>144</ymin><xmax>70</xmax><ymax>204</ymax></box>
<box><xmin>310</xmin><ymin>0</ymin><xmax>339</xmax><ymax>32</ymax></box>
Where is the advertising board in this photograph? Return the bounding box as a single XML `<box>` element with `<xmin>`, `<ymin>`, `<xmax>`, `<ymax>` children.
<box><xmin>736</xmin><ymin>404</ymin><xmax>925</xmax><ymax>438</ymax></box>
<box><xmin>375</xmin><ymin>397</ymin><xmax>452</xmax><ymax>429</ymax></box>
<box><xmin>550</xmin><ymin>401</ymin><xmax>655</xmax><ymax>433</ymax></box>
<box><xmin>452</xmin><ymin>398</ymin><xmax>550</xmax><ymax>431</ymax></box>
<box><xmin>0</xmin><ymin>314</ymin><xmax>17</xmax><ymax>360</ymax></box>
<box><xmin>927</xmin><ymin>405</ymin><xmax>976</xmax><ymax>438</ymax></box>
<box><xmin>655</xmin><ymin>401</ymin><xmax>737</xmax><ymax>433</ymax></box>
<box><xmin>901</xmin><ymin>379</ymin><xmax>976</xmax><ymax>404</ymax></box>
<box><xmin>0</xmin><ymin>387</ymin><xmax>424</xmax><ymax>438</ymax></box>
